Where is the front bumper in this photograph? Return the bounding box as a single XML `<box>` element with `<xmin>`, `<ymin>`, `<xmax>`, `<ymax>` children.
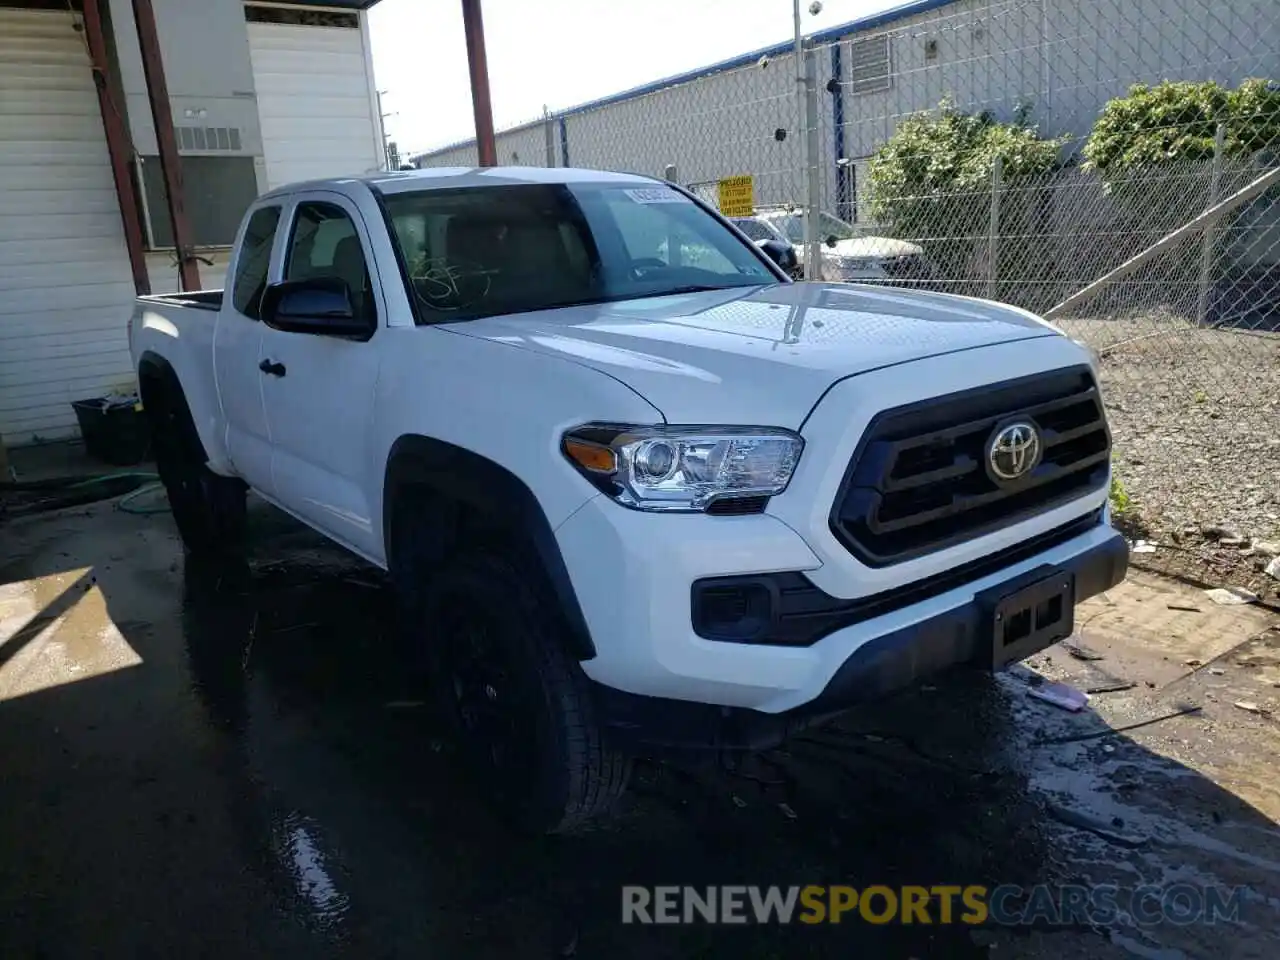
<box><xmin>558</xmin><ymin>489</ymin><xmax>1126</xmax><ymax>717</ymax></box>
<box><xmin>582</xmin><ymin>522</ymin><xmax>1127</xmax><ymax>750</ymax></box>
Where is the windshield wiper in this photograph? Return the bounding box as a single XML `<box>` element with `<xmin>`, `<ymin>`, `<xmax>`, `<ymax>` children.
<box><xmin>629</xmin><ymin>283</ymin><xmax>761</xmax><ymax>300</ymax></box>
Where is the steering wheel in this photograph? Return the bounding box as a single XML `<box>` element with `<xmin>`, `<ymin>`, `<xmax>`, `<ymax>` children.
<box><xmin>629</xmin><ymin>257</ymin><xmax>668</xmax><ymax>280</ymax></box>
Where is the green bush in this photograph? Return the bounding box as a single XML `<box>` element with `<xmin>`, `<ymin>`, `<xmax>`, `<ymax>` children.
<box><xmin>867</xmin><ymin>101</ymin><xmax>1063</xmax><ymax>292</ymax></box>
<box><xmin>1083</xmin><ymin>79</ymin><xmax>1280</xmax><ymax>180</ymax></box>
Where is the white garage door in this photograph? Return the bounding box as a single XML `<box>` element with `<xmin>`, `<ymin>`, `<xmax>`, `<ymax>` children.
<box><xmin>0</xmin><ymin>9</ymin><xmax>137</xmax><ymax>444</ymax></box>
<box><xmin>248</xmin><ymin>19</ymin><xmax>381</xmax><ymax>189</ymax></box>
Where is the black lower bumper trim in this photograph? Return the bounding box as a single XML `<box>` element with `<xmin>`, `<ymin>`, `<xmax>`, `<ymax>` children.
<box><xmin>592</xmin><ymin>528</ymin><xmax>1129</xmax><ymax>752</ymax></box>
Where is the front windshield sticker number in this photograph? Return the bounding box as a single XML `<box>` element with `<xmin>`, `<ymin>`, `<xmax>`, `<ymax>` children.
<box><xmin>623</xmin><ymin>188</ymin><xmax>690</xmax><ymax>204</ymax></box>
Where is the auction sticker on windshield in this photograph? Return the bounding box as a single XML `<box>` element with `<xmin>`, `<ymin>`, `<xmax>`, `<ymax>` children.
<box><xmin>624</xmin><ymin>187</ymin><xmax>689</xmax><ymax>203</ymax></box>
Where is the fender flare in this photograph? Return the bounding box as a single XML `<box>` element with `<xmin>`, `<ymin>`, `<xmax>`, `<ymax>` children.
<box><xmin>136</xmin><ymin>351</ymin><xmax>208</xmax><ymax>460</ymax></box>
<box><xmin>383</xmin><ymin>434</ymin><xmax>597</xmax><ymax>661</ymax></box>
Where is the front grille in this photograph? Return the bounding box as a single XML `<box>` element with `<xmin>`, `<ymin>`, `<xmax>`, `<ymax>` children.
<box><xmin>830</xmin><ymin>366</ymin><xmax>1110</xmax><ymax>567</ymax></box>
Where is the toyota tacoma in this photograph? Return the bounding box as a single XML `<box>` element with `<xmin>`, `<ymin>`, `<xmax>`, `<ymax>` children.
<box><xmin>129</xmin><ymin>167</ymin><xmax>1127</xmax><ymax>832</ymax></box>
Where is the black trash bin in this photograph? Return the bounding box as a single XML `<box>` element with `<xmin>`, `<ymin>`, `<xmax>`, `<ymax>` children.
<box><xmin>71</xmin><ymin>397</ymin><xmax>153</xmax><ymax>466</ymax></box>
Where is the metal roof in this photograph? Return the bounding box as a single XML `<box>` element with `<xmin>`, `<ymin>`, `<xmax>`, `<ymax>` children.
<box><xmin>413</xmin><ymin>0</ymin><xmax>960</xmax><ymax>160</ymax></box>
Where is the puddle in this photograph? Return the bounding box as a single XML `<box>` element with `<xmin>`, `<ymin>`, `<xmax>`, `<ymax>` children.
<box><xmin>0</xmin><ymin>502</ymin><xmax>1277</xmax><ymax>958</ymax></box>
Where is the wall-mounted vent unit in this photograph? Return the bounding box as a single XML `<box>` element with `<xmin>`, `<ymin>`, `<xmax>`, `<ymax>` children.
<box><xmin>175</xmin><ymin>126</ymin><xmax>243</xmax><ymax>153</ymax></box>
<box><xmin>849</xmin><ymin>34</ymin><xmax>893</xmax><ymax>94</ymax></box>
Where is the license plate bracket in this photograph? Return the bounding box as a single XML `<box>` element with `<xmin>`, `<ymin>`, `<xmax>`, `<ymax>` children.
<box><xmin>982</xmin><ymin>569</ymin><xmax>1075</xmax><ymax>670</ymax></box>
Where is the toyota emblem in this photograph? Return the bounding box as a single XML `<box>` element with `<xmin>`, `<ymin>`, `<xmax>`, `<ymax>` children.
<box><xmin>987</xmin><ymin>421</ymin><xmax>1041</xmax><ymax>483</ymax></box>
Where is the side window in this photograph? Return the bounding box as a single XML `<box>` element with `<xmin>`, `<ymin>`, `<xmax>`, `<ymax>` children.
<box><xmin>285</xmin><ymin>201</ymin><xmax>375</xmax><ymax>322</ymax></box>
<box><xmin>231</xmin><ymin>205</ymin><xmax>280</xmax><ymax>320</ymax></box>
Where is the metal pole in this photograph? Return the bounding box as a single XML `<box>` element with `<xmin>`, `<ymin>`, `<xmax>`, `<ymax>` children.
<box><xmin>1196</xmin><ymin>122</ymin><xmax>1227</xmax><ymax>325</ymax></box>
<box><xmin>461</xmin><ymin>0</ymin><xmax>497</xmax><ymax>167</ymax></box>
<box><xmin>803</xmin><ymin>48</ymin><xmax>822</xmax><ymax>280</ymax></box>
<box><xmin>987</xmin><ymin>155</ymin><xmax>1002</xmax><ymax>300</ymax></box>
<box><xmin>83</xmin><ymin>0</ymin><xmax>150</xmax><ymax>295</ymax></box>
<box><xmin>543</xmin><ymin>106</ymin><xmax>555</xmax><ymax>167</ymax></box>
<box><xmin>788</xmin><ymin>0</ymin><xmax>819</xmax><ymax>277</ymax></box>
<box><xmin>131</xmin><ymin>0</ymin><xmax>199</xmax><ymax>291</ymax></box>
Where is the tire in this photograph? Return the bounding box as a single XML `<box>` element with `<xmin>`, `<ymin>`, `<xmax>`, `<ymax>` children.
<box><xmin>147</xmin><ymin>381</ymin><xmax>246</xmax><ymax>561</ymax></box>
<box><xmin>417</xmin><ymin>548</ymin><xmax>630</xmax><ymax>834</ymax></box>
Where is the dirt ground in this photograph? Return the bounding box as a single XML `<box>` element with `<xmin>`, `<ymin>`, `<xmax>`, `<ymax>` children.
<box><xmin>1054</xmin><ymin>314</ymin><xmax>1280</xmax><ymax>598</ymax></box>
<box><xmin>1</xmin><ymin>495</ymin><xmax>1279</xmax><ymax>960</ymax></box>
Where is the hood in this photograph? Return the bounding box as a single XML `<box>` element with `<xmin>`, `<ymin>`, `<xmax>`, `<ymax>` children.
<box><xmin>444</xmin><ymin>283</ymin><xmax>1058</xmax><ymax>427</ymax></box>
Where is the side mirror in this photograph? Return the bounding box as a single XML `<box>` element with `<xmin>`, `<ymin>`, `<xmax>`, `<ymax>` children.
<box><xmin>261</xmin><ymin>278</ymin><xmax>370</xmax><ymax>337</ymax></box>
<box><xmin>758</xmin><ymin>238</ymin><xmax>799</xmax><ymax>278</ymax></box>
<box><xmin>825</xmin><ymin>234</ymin><xmax>838</xmax><ymax>248</ymax></box>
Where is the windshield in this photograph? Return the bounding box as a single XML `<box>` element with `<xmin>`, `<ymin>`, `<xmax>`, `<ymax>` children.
<box><xmin>381</xmin><ymin>182</ymin><xmax>777</xmax><ymax>322</ymax></box>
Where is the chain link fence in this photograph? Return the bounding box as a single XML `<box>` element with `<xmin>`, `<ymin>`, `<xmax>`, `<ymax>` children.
<box><xmin>413</xmin><ymin>0</ymin><xmax>1280</xmax><ymax>590</ymax></box>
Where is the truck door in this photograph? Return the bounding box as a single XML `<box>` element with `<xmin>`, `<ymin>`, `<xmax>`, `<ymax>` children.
<box><xmin>257</xmin><ymin>192</ymin><xmax>383</xmax><ymax>558</ymax></box>
<box><xmin>213</xmin><ymin>203</ymin><xmax>282</xmax><ymax>495</ymax></box>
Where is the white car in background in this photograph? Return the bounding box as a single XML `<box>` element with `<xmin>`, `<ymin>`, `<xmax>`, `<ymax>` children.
<box><xmin>755</xmin><ymin>207</ymin><xmax>936</xmax><ymax>285</ymax></box>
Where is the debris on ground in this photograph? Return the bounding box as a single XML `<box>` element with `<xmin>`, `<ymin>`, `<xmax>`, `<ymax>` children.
<box><xmin>1209</xmin><ymin>668</ymin><xmax>1227</xmax><ymax>676</ymax></box>
<box><xmin>1233</xmin><ymin>701</ymin><xmax>1270</xmax><ymax>716</ymax></box>
<box><xmin>1132</xmin><ymin>539</ymin><xmax>1157</xmax><ymax>553</ymax></box>
<box><xmin>1027</xmin><ymin>681</ymin><xmax>1089</xmax><ymax>712</ymax></box>
<box><xmin>1063</xmin><ymin>638</ymin><xmax>1105</xmax><ymax>661</ymax></box>
<box><xmin>1085</xmin><ymin>680</ymin><xmax>1137</xmax><ymax>694</ymax></box>
<box><xmin>1205</xmin><ymin>586</ymin><xmax>1260</xmax><ymax>606</ymax></box>
<box><xmin>1167</xmin><ymin>603</ymin><xmax>1202</xmax><ymax>612</ymax></box>
<box><xmin>1266</xmin><ymin>557</ymin><xmax>1280</xmax><ymax>581</ymax></box>
<box><xmin>1039</xmin><ymin>704</ymin><xmax>1204</xmax><ymax>745</ymax></box>
<box><xmin>1201</xmin><ymin>524</ymin><xmax>1243</xmax><ymax>542</ymax></box>
<box><xmin>1046</xmin><ymin>802</ymin><xmax>1148</xmax><ymax>848</ymax></box>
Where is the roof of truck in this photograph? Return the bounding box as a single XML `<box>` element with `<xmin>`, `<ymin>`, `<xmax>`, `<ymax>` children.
<box><xmin>260</xmin><ymin>166</ymin><xmax>660</xmax><ymax>200</ymax></box>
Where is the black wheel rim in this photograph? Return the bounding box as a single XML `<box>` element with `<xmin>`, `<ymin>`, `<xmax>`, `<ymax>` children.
<box><xmin>437</xmin><ymin>607</ymin><xmax>538</xmax><ymax>786</ymax></box>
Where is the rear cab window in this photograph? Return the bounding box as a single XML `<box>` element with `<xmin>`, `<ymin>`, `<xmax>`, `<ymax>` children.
<box><xmin>231</xmin><ymin>205</ymin><xmax>281</xmax><ymax>319</ymax></box>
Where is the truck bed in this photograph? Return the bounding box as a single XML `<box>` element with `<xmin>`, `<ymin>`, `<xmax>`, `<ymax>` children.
<box><xmin>138</xmin><ymin>290</ymin><xmax>223</xmax><ymax>311</ymax></box>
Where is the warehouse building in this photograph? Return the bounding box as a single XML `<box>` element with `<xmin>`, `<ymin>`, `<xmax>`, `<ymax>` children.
<box><xmin>412</xmin><ymin>0</ymin><xmax>1277</xmax><ymax>222</ymax></box>
<box><xmin>0</xmin><ymin>0</ymin><xmax>384</xmax><ymax>445</ymax></box>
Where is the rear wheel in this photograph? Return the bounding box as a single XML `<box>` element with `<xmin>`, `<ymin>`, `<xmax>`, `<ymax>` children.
<box><xmin>417</xmin><ymin>548</ymin><xmax>630</xmax><ymax>834</ymax></box>
<box><xmin>146</xmin><ymin>380</ymin><xmax>246</xmax><ymax>560</ymax></box>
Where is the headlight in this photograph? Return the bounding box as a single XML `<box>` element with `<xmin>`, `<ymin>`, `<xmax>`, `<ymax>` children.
<box><xmin>562</xmin><ymin>424</ymin><xmax>803</xmax><ymax>512</ymax></box>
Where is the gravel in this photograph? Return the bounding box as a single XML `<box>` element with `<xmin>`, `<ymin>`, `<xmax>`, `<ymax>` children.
<box><xmin>1056</xmin><ymin>313</ymin><xmax>1280</xmax><ymax>597</ymax></box>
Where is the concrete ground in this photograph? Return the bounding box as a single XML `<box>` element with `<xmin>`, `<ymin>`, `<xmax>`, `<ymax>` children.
<box><xmin>1</xmin><ymin>490</ymin><xmax>1278</xmax><ymax>959</ymax></box>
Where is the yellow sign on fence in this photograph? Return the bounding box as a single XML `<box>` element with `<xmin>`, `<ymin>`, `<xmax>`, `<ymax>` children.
<box><xmin>717</xmin><ymin>175</ymin><xmax>754</xmax><ymax>217</ymax></box>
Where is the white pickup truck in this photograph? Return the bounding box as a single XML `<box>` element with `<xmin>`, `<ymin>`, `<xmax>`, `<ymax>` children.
<box><xmin>129</xmin><ymin>167</ymin><xmax>1127</xmax><ymax>832</ymax></box>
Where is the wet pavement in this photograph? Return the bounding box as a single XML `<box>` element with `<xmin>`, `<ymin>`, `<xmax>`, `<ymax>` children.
<box><xmin>1</xmin><ymin>497</ymin><xmax>1278</xmax><ymax>959</ymax></box>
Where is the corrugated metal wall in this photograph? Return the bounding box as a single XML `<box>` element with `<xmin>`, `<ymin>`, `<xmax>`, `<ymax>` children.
<box><xmin>0</xmin><ymin>9</ymin><xmax>137</xmax><ymax>443</ymax></box>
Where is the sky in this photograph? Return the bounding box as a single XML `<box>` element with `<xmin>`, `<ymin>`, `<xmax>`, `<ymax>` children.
<box><xmin>368</xmin><ymin>0</ymin><xmax>903</xmax><ymax>158</ymax></box>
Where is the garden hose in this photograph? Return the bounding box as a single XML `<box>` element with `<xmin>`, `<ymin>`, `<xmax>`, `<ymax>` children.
<box><xmin>0</xmin><ymin>472</ymin><xmax>166</xmax><ymax>517</ymax></box>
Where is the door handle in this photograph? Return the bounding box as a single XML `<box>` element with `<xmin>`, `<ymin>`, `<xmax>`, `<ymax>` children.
<box><xmin>259</xmin><ymin>359</ymin><xmax>286</xmax><ymax>377</ymax></box>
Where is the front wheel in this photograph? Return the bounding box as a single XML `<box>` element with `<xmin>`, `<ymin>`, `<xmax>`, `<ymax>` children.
<box><xmin>417</xmin><ymin>548</ymin><xmax>630</xmax><ymax>834</ymax></box>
